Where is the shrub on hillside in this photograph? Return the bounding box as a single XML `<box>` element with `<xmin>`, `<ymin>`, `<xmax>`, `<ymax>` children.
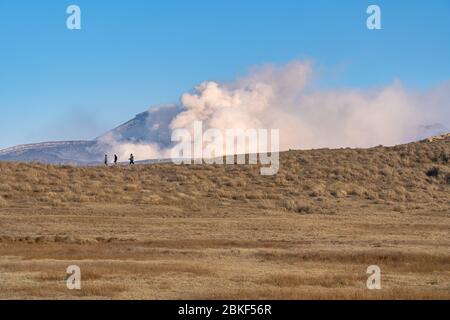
<box><xmin>426</xmin><ymin>167</ymin><xmax>440</xmax><ymax>177</ymax></box>
<box><xmin>0</xmin><ymin>184</ymin><xmax>12</xmax><ymax>192</ymax></box>
<box><xmin>281</xmin><ymin>199</ymin><xmax>313</xmax><ymax>214</ymax></box>
<box><xmin>0</xmin><ymin>196</ymin><xmax>7</xmax><ymax>208</ymax></box>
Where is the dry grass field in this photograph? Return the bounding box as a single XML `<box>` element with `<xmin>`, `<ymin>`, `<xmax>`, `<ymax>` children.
<box><xmin>0</xmin><ymin>136</ymin><xmax>449</xmax><ymax>299</ymax></box>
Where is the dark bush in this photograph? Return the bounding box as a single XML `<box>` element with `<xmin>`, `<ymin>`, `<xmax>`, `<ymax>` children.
<box><xmin>296</xmin><ymin>205</ymin><xmax>312</xmax><ymax>214</ymax></box>
<box><xmin>426</xmin><ymin>167</ymin><xmax>440</xmax><ymax>177</ymax></box>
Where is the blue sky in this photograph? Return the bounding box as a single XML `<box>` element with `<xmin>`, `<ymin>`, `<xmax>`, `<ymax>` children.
<box><xmin>0</xmin><ymin>0</ymin><xmax>449</xmax><ymax>149</ymax></box>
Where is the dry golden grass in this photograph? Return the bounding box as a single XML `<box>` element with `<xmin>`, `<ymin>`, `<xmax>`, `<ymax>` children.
<box><xmin>0</xmin><ymin>138</ymin><xmax>448</xmax><ymax>299</ymax></box>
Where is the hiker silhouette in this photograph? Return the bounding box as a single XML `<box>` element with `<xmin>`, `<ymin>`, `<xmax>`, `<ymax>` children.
<box><xmin>104</xmin><ymin>154</ymin><xmax>108</xmax><ymax>166</ymax></box>
<box><xmin>129</xmin><ymin>153</ymin><xmax>134</xmax><ymax>165</ymax></box>
<box><xmin>114</xmin><ymin>154</ymin><xmax>118</xmax><ymax>165</ymax></box>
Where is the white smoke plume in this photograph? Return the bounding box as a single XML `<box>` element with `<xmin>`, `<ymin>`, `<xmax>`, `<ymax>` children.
<box><xmin>100</xmin><ymin>60</ymin><xmax>449</xmax><ymax>160</ymax></box>
<box><xmin>97</xmin><ymin>131</ymin><xmax>170</xmax><ymax>161</ymax></box>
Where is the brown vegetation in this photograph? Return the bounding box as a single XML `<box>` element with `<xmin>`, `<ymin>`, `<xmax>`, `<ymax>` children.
<box><xmin>0</xmin><ymin>138</ymin><xmax>448</xmax><ymax>299</ymax></box>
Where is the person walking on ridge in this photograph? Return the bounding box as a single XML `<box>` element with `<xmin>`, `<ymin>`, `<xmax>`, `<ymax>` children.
<box><xmin>129</xmin><ymin>153</ymin><xmax>134</xmax><ymax>165</ymax></box>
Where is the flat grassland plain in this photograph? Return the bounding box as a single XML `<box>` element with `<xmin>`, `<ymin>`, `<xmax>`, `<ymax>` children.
<box><xmin>0</xmin><ymin>137</ymin><xmax>449</xmax><ymax>299</ymax></box>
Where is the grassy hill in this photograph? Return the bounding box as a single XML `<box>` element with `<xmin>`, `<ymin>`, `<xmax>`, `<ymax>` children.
<box><xmin>0</xmin><ymin>136</ymin><xmax>449</xmax><ymax>299</ymax></box>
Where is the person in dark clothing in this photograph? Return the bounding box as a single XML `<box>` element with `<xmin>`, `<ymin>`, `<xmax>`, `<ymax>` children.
<box><xmin>114</xmin><ymin>154</ymin><xmax>118</xmax><ymax>165</ymax></box>
<box><xmin>104</xmin><ymin>154</ymin><xmax>108</xmax><ymax>166</ymax></box>
<box><xmin>129</xmin><ymin>153</ymin><xmax>135</xmax><ymax>165</ymax></box>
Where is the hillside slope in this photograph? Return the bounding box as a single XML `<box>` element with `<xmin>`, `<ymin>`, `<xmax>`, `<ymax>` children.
<box><xmin>0</xmin><ymin>136</ymin><xmax>448</xmax><ymax>299</ymax></box>
<box><xmin>1</xmin><ymin>135</ymin><xmax>449</xmax><ymax>211</ymax></box>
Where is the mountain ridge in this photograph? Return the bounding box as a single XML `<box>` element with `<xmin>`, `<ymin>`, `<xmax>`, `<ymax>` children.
<box><xmin>0</xmin><ymin>105</ymin><xmax>448</xmax><ymax>164</ymax></box>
